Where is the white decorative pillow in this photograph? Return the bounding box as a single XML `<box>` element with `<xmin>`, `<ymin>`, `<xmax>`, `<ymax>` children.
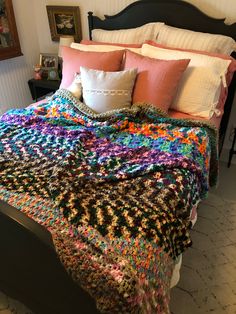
<box><xmin>157</xmin><ymin>24</ymin><xmax>236</xmax><ymax>55</ymax></box>
<box><xmin>141</xmin><ymin>43</ymin><xmax>231</xmax><ymax>118</ymax></box>
<box><xmin>91</xmin><ymin>22</ymin><xmax>164</xmax><ymax>44</ymax></box>
<box><xmin>71</xmin><ymin>43</ymin><xmax>141</xmax><ymax>54</ymax></box>
<box><xmin>66</xmin><ymin>73</ymin><xmax>82</xmax><ymax>99</ymax></box>
<box><xmin>80</xmin><ymin>67</ymin><xmax>137</xmax><ymax>113</ymax></box>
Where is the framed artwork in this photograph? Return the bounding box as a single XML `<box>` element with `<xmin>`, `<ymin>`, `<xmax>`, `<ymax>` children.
<box><xmin>0</xmin><ymin>0</ymin><xmax>22</xmax><ymax>61</ymax></box>
<box><xmin>46</xmin><ymin>6</ymin><xmax>82</xmax><ymax>42</ymax></box>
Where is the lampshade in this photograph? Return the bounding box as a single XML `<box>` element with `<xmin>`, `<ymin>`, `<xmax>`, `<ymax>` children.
<box><xmin>58</xmin><ymin>35</ymin><xmax>74</xmax><ymax>57</ymax></box>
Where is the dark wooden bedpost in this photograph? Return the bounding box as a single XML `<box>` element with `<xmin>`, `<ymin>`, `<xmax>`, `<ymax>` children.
<box><xmin>88</xmin><ymin>11</ymin><xmax>94</xmax><ymax>40</ymax></box>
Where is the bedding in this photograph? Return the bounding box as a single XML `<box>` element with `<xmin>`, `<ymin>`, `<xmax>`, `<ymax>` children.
<box><xmin>80</xmin><ymin>67</ymin><xmax>137</xmax><ymax>112</ymax></box>
<box><xmin>67</xmin><ymin>73</ymin><xmax>82</xmax><ymax>99</ymax></box>
<box><xmin>80</xmin><ymin>39</ymin><xmax>142</xmax><ymax>48</ymax></box>
<box><xmin>60</xmin><ymin>47</ymin><xmax>124</xmax><ymax>89</ymax></box>
<box><xmin>123</xmin><ymin>50</ymin><xmax>190</xmax><ymax>112</ymax></box>
<box><xmin>141</xmin><ymin>43</ymin><xmax>234</xmax><ymax>118</ymax></box>
<box><xmin>144</xmin><ymin>41</ymin><xmax>236</xmax><ymax>117</ymax></box>
<box><xmin>91</xmin><ymin>22</ymin><xmax>164</xmax><ymax>44</ymax></box>
<box><xmin>70</xmin><ymin>42</ymin><xmax>141</xmax><ymax>54</ymax></box>
<box><xmin>0</xmin><ymin>89</ymin><xmax>218</xmax><ymax>313</ymax></box>
<box><xmin>168</xmin><ymin>109</ymin><xmax>222</xmax><ymax>129</ymax></box>
<box><xmin>156</xmin><ymin>24</ymin><xmax>236</xmax><ymax>55</ymax></box>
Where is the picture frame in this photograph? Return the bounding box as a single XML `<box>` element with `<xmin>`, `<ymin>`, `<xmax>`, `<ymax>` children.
<box><xmin>39</xmin><ymin>53</ymin><xmax>58</xmax><ymax>70</ymax></box>
<box><xmin>0</xmin><ymin>0</ymin><xmax>22</xmax><ymax>61</ymax></box>
<box><xmin>46</xmin><ymin>5</ymin><xmax>82</xmax><ymax>42</ymax></box>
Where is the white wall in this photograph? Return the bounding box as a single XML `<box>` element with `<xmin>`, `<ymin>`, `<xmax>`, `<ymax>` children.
<box><xmin>32</xmin><ymin>0</ymin><xmax>136</xmax><ymax>54</ymax></box>
<box><xmin>0</xmin><ymin>0</ymin><xmax>235</xmax><ymax>151</ymax></box>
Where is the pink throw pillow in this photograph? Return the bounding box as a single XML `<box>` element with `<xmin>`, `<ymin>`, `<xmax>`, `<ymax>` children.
<box><xmin>80</xmin><ymin>39</ymin><xmax>142</xmax><ymax>48</ymax></box>
<box><xmin>60</xmin><ymin>46</ymin><xmax>124</xmax><ymax>88</ymax></box>
<box><xmin>123</xmin><ymin>50</ymin><xmax>190</xmax><ymax>112</ymax></box>
<box><xmin>145</xmin><ymin>41</ymin><xmax>236</xmax><ymax>116</ymax></box>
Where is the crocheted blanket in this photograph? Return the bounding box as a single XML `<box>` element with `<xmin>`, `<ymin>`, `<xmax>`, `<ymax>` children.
<box><xmin>0</xmin><ymin>90</ymin><xmax>218</xmax><ymax>313</ymax></box>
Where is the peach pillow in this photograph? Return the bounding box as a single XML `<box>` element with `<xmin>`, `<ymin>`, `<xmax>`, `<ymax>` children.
<box><xmin>123</xmin><ymin>50</ymin><xmax>190</xmax><ymax>112</ymax></box>
<box><xmin>60</xmin><ymin>46</ymin><xmax>124</xmax><ymax>88</ymax></box>
<box><xmin>145</xmin><ymin>41</ymin><xmax>236</xmax><ymax>117</ymax></box>
<box><xmin>80</xmin><ymin>39</ymin><xmax>142</xmax><ymax>48</ymax></box>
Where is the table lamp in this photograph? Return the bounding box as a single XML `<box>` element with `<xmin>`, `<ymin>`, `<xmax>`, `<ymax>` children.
<box><xmin>58</xmin><ymin>35</ymin><xmax>74</xmax><ymax>77</ymax></box>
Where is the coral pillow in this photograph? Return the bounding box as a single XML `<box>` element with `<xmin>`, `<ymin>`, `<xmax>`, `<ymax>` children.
<box><xmin>123</xmin><ymin>50</ymin><xmax>190</xmax><ymax>112</ymax></box>
<box><xmin>60</xmin><ymin>46</ymin><xmax>124</xmax><ymax>88</ymax></box>
<box><xmin>80</xmin><ymin>39</ymin><xmax>142</xmax><ymax>48</ymax></box>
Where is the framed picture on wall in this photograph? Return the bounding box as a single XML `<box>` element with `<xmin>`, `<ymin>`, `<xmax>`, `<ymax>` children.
<box><xmin>0</xmin><ymin>0</ymin><xmax>22</xmax><ymax>61</ymax></box>
<box><xmin>46</xmin><ymin>6</ymin><xmax>82</xmax><ymax>42</ymax></box>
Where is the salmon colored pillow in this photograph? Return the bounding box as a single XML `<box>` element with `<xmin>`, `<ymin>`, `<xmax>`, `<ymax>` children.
<box><xmin>123</xmin><ymin>50</ymin><xmax>190</xmax><ymax>112</ymax></box>
<box><xmin>80</xmin><ymin>39</ymin><xmax>142</xmax><ymax>48</ymax></box>
<box><xmin>60</xmin><ymin>46</ymin><xmax>124</xmax><ymax>88</ymax></box>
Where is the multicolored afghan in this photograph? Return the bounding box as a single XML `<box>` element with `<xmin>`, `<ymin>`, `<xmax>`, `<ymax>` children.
<box><xmin>0</xmin><ymin>90</ymin><xmax>218</xmax><ymax>313</ymax></box>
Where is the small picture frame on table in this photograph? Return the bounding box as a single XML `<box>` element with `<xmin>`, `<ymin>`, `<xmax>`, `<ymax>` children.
<box><xmin>39</xmin><ymin>53</ymin><xmax>59</xmax><ymax>80</ymax></box>
<box><xmin>46</xmin><ymin>5</ymin><xmax>82</xmax><ymax>42</ymax></box>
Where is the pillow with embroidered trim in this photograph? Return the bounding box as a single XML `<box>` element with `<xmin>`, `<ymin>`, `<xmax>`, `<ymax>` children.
<box><xmin>80</xmin><ymin>66</ymin><xmax>137</xmax><ymax>113</ymax></box>
<box><xmin>123</xmin><ymin>50</ymin><xmax>190</xmax><ymax>113</ymax></box>
<box><xmin>141</xmin><ymin>43</ymin><xmax>233</xmax><ymax>118</ymax></box>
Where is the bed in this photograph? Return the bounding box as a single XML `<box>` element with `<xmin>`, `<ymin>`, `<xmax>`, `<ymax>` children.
<box><xmin>0</xmin><ymin>1</ymin><xmax>236</xmax><ymax>313</ymax></box>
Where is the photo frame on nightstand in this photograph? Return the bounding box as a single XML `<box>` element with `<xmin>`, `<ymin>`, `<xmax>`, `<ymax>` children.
<box><xmin>39</xmin><ymin>53</ymin><xmax>58</xmax><ymax>70</ymax></box>
<box><xmin>39</xmin><ymin>53</ymin><xmax>59</xmax><ymax>80</ymax></box>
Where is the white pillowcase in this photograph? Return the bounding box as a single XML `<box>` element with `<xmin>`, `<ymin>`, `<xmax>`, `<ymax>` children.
<box><xmin>80</xmin><ymin>67</ymin><xmax>137</xmax><ymax>113</ymax></box>
<box><xmin>71</xmin><ymin>43</ymin><xmax>141</xmax><ymax>54</ymax></box>
<box><xmin>141</xmin><ymin>43</ymin><xmax>231</xmax><ymax>118</ymax></box>
<box><xmin>157</xmin><ymin>25</ymin><xmax>236</xmax><ymax>55</ymax></box>
<box><xmin>91</xmin><ymin>22</ymin><xmax>164</xmax><ymax>44</ymax></box>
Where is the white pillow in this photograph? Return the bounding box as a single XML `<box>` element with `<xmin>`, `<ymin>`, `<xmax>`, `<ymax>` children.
<box><xmin>141</xmin><ymin>43</ymin><xmax>231</xmax><ymax>118</ymax></box>
<box><xmin>80</xmin><ymin>67</ymin><xmax>137</xmax><ymax>113</ymax></box>
<box><xmin>71</xmin><ymin>43</ymin><xmax>141</xmax><ymax>54</ymax></box>
<box><xmin>66</xmin><ymin>73</ymin><xmax>82</xmax><ymax>99</ymax></box>
<box><xmin>91</xmin><ymin>22</ymin><xmax>164</xmax><ymax>44</ymax></box>
<box><xmin>157</xmin><ymin>25</ymin><xmax>236</xmax><ymax>55</ymax></box>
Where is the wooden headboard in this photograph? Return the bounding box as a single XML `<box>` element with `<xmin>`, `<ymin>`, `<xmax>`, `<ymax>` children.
<box><xmin>88</xmin><ymin>0</ymin><xmax>236</xmax><ymax>153</ymax></box>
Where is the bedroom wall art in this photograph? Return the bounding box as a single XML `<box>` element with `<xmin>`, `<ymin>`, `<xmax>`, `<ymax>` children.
<box><xmin>46</xmin><ymin>5</ymin><xmax>82</xmax><ymax>42</ymax></box>
<box><xmin>0</xmin><ymin>0</ymin><xmax>22</xmax><ymax>61</ymax></box>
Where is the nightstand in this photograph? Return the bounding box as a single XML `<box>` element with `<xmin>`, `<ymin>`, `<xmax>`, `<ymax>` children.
<box><xmin>28</xmin><ymin>79</ymin><xmax>61</xmax><ymax>101</ymax></box>
<box><xmin>227</xmin><ymin>127</ymin><xmax>236</xmax><ymax>168</ymax></box>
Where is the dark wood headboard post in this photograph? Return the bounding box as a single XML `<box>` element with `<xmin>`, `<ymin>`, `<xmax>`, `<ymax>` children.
<box><xmin>88</xmin><ymin>11</ymin><xmax>94</xmax><ymax>40</ymax></box>
<box><xmin>219</xmin><ymin>70</ymin><xmax>236</xmax><ymax>154</ymax></box>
